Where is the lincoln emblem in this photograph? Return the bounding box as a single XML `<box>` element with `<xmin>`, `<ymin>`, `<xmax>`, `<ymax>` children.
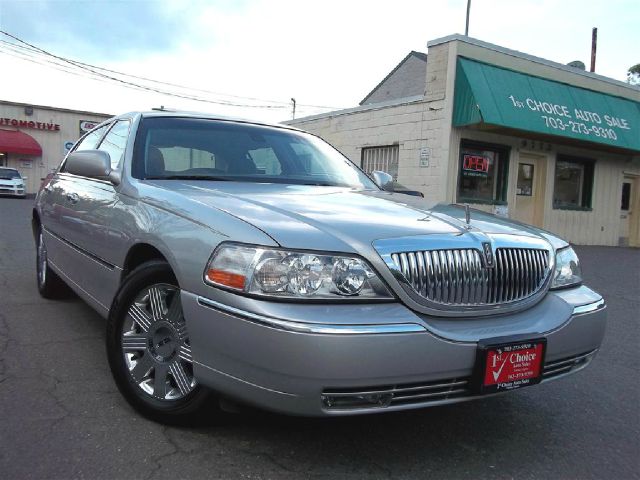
<box><xmin>482</xmin><ymin>242</ymin><xmax>494</xmax><ymax>267</ymax></box>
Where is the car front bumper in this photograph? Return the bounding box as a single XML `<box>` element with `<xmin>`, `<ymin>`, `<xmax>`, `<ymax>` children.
<box><xmin>182</xmin><ymin>286</ymin><xmax>606</xmax><ymax>416</ymax></box>
<box><xmin>0</xmin><ymin>185</ymin><xmax>26</xmax><ymax>196</ymax></box>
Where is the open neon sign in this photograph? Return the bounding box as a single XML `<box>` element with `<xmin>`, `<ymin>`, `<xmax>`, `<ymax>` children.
<box><xmin>463</xmin><ymin>154</ymin><xmax>489</xmax><ymax>174</ymax></box>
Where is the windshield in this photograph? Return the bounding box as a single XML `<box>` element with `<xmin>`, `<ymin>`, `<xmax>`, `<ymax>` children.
<box><xmin>0</xmin><ymin>169</ymin><xmax>21</xmax><ymax>179</ymax></box>
<box><xmin>133</xmin><ymin>117</ymin><xmax>377</xmax><ymax>189</ymax></box>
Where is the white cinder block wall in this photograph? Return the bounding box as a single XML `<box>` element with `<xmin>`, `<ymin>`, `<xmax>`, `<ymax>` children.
<box><xmin>287</xmin><ymin>43</ymin><xmax>452</xmax><ymax>205</ymax></box>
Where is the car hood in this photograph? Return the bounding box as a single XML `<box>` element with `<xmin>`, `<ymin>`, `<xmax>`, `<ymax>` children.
<box><xmin>0</xmin><ymin>178</ymin><xmax>22</xmax><ymax>185</ymax></box>
<box><xmin>145</xmin><ymin>181</ymin><xmax>566</xmax><ymax>254</ymax></box>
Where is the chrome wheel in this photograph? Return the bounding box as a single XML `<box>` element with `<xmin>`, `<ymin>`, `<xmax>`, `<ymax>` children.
<box><xmin>121</xmin><ymin>284</ymin><xmax>196</xmax><ymax>400</ymax></box>
<box><xmin>37</xmin><ymin>231</ymin><xmax>47</xmax><ymax>287</ymax></box>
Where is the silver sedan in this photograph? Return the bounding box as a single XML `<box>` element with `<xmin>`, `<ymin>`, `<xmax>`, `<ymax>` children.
<box><xmin>33</xmin><ymin>111</ymin><xmax>606</xmax><ymax>424</ymax></box>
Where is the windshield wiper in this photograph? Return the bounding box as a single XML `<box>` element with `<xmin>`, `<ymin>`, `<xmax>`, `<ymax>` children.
<box><xmin>145</xmin><ymin>175</ymin><xmax>233</xmax><ymax>181</ymax></box>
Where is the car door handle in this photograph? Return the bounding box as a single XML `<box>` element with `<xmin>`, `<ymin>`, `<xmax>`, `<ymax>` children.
<box><xmin>66</xmin><ymin>193</ymin><xmax>79</xmax><ymax>204</ymax></box>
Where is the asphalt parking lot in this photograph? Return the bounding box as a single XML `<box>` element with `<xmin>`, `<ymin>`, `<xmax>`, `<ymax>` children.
<box><xmin>0</xmin><ymin>197</ymin><xmax>638</xmax><ymax>480</ymax></box>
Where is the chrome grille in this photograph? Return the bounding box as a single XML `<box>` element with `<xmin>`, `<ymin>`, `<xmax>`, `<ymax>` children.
<box><xmin>391</xmin><ymin>248</ymin><xmax>550</xmax><ymax>306</ymax></box>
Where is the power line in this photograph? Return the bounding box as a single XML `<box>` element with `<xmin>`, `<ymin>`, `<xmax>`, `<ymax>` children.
<box><xmin>0</xmin><ymin>41</ymin><xmax>111</xmax><ymax>82</ymax></box>
<box><xmin>0</xmin><ymin>30</ymin><xmax>287</xmax><ymax>109</ymax></box>
<box><xmin>0</xmin><ymin>46</ymin><xmax>179</xmax><ymax>100</ymax></box>
<box><xmin>0</xmin><ymin>42</ymin><xmax>335</xmax><ymax>117</ymax></box>
<box><xmin>1</xmin><ymin>38</ymin><xmax>288</xmax><ymax>105</ymax></box>
<box><xmin>0</xmin><ymin>42</ymin><xmax>247</xmax><ymax>104</ymax></box>
<box><xmin>0</xmin><ymin>31</ymin><xmax>345</xmax><ymax>111</ymax></box>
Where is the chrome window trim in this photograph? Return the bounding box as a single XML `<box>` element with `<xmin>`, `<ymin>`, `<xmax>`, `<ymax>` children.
<box><xmin>374</xmin><ymin>233</ymin><xmax>555</xmax><ymax>317</ymax></box>
<box><xmin>197</xmin><ymin>296</ymin><xmax>427</xmax><ymax>335</ymax></box>
<box><xmin>572</xmin><ymin>298</ymin><xmax>605</xmax><ymax>315</ymax></box>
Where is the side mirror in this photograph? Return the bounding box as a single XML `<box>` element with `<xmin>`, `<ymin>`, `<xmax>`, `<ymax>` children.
<box><xmin>65</xmin><ymin>150</ymin><xmax>119</xmax><ymax>185</ymax></box>
<box><xmin>371</xmin><ymin>170</ymin><xmax>394</xmax><ymax>191</ymax></box>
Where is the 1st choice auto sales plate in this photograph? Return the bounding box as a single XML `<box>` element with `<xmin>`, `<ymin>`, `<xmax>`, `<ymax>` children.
<box><xmin>473</xmin><ymin>336</ymin><xmax>547</xmax><ymax>394</ymax></box>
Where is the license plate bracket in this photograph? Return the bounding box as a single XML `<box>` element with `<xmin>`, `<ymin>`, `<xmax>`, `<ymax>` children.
<box><xmin>472</xmin><ymin>335</ymin><xmax>547</xmax><ymax>394</ymax></box>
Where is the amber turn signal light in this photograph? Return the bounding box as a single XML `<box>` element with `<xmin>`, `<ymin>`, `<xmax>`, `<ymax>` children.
<box><xmin>205</xmin><ymin>269</ymin><xmax>246</xmax><ymax>290</ymax></box>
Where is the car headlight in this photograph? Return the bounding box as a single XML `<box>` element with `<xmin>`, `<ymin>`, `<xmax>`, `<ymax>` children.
<box><xmin>550</xmin><ymin>246</ymin><xmax>582</xmax><ymax>289</ymax></box>
<box><xmin>204</xmin><ymin>243</ymin><xmax>394</xmax><ymax>300</ymax></box>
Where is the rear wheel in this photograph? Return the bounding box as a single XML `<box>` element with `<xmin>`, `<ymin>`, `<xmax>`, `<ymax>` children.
<box><xmin>36</xmin><ymin>229</ymin><xmax>70</xmax><ymax>299</ymax></box>
<box><xmin>107</xmin><ymin>261</ymin><xmax>212</xmax><ymax>424</ymax></box>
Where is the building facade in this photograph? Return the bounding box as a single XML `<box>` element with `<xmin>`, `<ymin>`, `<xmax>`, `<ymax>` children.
<box><xmin>0</xmin><ymin>100</ymin><xmax>111</xmax><ymax>194</ymax></box>
<box><xmin>286</xmin><ymin>35</ymin><xmax>640</xmax><ymax>247</ymax></box>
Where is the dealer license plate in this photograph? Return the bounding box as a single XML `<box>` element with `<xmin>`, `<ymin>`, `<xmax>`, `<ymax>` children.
<box><xmin>473</xmin><ymin>336</ymin><xmax>546</xmax><ymax>394</ymax></box>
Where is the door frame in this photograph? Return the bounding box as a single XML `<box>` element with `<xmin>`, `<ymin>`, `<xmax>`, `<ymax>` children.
<box><xmin>623</xmin><ymin>173</ymin><xmax>640</xmax><ymax>247</ymax></box>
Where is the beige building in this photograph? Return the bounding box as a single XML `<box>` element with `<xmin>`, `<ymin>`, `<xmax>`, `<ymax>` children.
<box><xmin>287</xmin><ymin>35</ymin><xmax>640</xmax><ymax>247</ymax></box>
<box><xmin>0</xmin><ymin>100</ymin><xmax>111</xmax><ymax>194</ymax></box>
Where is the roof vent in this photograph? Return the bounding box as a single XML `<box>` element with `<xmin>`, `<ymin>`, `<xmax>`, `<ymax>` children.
<box><xmin>567</xmin><ymin>60</ymin><xmax>586</xmax><ymax>70</ymax></box>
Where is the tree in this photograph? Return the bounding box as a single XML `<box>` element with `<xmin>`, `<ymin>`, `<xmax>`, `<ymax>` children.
<box><xmin>628</xmin><ymin>64</ymin><xmax>640</xmax><ymax>85</ymax></box>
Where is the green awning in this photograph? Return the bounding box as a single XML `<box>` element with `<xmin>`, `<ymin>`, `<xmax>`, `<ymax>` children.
<box><xmin>453</xmin><ymin>57</ymin><xmax>640</xmax><ymax>152</ymax></box>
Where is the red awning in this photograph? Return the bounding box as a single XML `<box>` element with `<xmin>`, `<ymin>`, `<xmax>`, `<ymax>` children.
<box><xmin>0</xmin><ymin>129</ymin><xmax>42</xmax><ymax>156</ymax></box>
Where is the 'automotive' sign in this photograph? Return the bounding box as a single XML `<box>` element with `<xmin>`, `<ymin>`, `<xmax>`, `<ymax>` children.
<box><xmin>0</xmin><ymin>117</ymin><xmax>60</xmax><ymax>131</ymax></box>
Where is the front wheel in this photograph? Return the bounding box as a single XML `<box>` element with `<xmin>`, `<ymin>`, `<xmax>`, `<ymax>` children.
<box><xmin>106</xmin><ymin>261</ymin><xmax>213</xmax><ymax>424</ymax></box>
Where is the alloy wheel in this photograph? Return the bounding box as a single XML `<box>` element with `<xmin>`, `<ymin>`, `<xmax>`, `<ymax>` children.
<box><xmin>121</xmin><ymin>284</ymin><xmax>196</xmax><ymax>400</ymax></box>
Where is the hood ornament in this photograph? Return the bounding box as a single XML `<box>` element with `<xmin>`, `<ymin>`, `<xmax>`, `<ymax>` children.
<box><xmin>464</xmin><ymin>203</ymin><xmax>471</xmax><ymax>229</ymax></box>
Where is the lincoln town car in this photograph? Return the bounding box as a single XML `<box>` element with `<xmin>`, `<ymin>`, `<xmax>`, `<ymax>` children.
<box><xmin>33</xmin><ymin>111</ymin><xmax>606</xmax><ymax>423</ymax></box>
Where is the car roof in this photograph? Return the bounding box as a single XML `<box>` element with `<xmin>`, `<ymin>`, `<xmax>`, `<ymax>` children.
<box><xmin>0</xmin><ymin>167</ymin><xmax>18</xmax><ymax>171</ymax></box>
<box><xmin>109</xmin><ymin>110</ymin><xmax>302</xmax><ymax>133</ymax></box>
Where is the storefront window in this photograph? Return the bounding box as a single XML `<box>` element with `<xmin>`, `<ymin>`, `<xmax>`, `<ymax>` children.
<box><xmin>553</xmin><ymin>156</ymin><xmax>594</xmax><ymax>209</ymax></box>
<box><xmin>457</xmin><ymin>142</ymin><xmax>509</xmax><ymax>204</ymax></box>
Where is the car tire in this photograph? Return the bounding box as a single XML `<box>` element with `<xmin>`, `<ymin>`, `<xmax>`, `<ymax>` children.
<box><xmin>106</xmin><ymin>260</ymin><xmax>214</xmax><ymax>425</ymax></box>
<box><xmin>36</xmin><ymin>229</ymin><xmax>70</xmax><ymax>299</ymax></box>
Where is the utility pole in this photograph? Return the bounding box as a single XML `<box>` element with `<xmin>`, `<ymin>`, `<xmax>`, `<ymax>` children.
<box><xmin>465</xmin><ymin>0</ymin><xmax>471</xmax><ymax>36</ymax></box>
<box><xmin>291</xmin><ymin>98</ymin><xmax>296</xmax><ymax>119</ymax></box>
<box><xmin>590</xmin><ymin>27</ymin><xmax>597</xmax><ymax>73</ymax></box>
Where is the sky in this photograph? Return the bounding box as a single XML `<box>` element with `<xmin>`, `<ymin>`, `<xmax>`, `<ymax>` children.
<box><xmin>0</xmin><ymin>0</ymin><xmax>638</xmax><ymax>124</ymax></box>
